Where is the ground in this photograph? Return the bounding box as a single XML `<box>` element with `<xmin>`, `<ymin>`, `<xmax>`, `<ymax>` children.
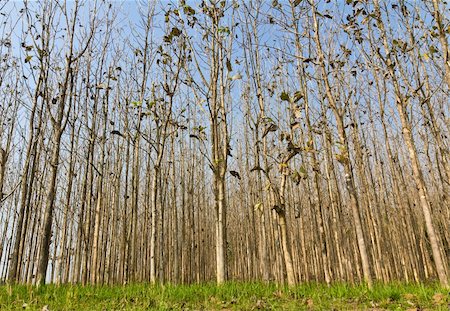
<box><xmin>0</xmin><ymin>282</ymin><xmax>449</xmax><ymax>310</ymax></box>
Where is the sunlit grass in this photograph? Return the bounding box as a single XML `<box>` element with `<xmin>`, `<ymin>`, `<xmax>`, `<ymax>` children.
<box><xmin>0</xmin><ymin>281</ymin><xmax>448</xmax><ymax>310</ymax></box>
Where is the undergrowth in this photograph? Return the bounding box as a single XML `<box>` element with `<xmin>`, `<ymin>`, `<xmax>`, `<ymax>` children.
<box><xmin>0</xmin><ymin>281</ymin><xmax>448</xmax><ymax>310</ymax></box>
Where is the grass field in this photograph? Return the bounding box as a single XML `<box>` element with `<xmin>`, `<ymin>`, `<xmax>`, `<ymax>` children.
<box><xmin>0</xmin><ymin>281</ymin><xmax>449</xmax><ymax>310</ymax></box>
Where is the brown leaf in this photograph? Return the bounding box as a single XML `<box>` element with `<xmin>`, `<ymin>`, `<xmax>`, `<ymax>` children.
<box><xmin>403</xmin><ymin>293</ymin><xmax>416</xmax><ymax>301</ymax></box>
<box><xmin>229</xmin><ymin>170</ymin><xmax>241</xmax><ymax>180</ymax></box>
<box><xmin>226</xmin><ymin>58</ymin><xmax>232</xmax><ymax>71</ymax></box>
<box><xmin>262</xmin><ymin>123</ymin><xmax>278</xmax><ymax>138</ymax></box>
<box><xmin>432</xmin><ymin>293</ymin><xmax>446</xmax><ymax>304</ymax></box>
<box><xmin>254</xmin><ymin>299</ymin><xmax>264</xmax><ymax>309</ymax></box>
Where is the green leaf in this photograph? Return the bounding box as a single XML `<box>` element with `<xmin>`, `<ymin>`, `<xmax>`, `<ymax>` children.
<box><xmin>263</xmin><ymin>117</ymin><xmax>274</xmax><ymax>124</ymax></box>
<box><xmin>291</xmin><ymin>171</ymin><xmax>300</xmax><ymax>184</ymax></box>
<box><xmin>292</xmin><ymin>91</ymin><xmax>303</xmax><ymax>103</ymax></box>
<box><xmin>194</xmin><ymin>125</ymin><xmax>206</xmax><ymax>133</ymax></box>
<box><xmin>218</xmin><ymin>27</ymin><xmax>230</xmax><ymax>35</ymax></box>
<box><xmin>131</xmin><ymin>101</ymin><xmax>142</xmax><ymax>107</ymax></box>
<box><xmin>429</xmin><ymin>46</ymin><xmax>438</xmax><ymax>54</ymax></box>
<box><xmin>170</xmin><ymin>27</ymin><xmax>182</xmax><ymax>37</ymax></box>
<box><xmin>335</xmin><ymin>145</ymin><xmax>349</xmax><ymax>165</ymax></box>
<box><xmin>280</xmin><ymin>91</ymin><xmax>290</xmax><ymax>101</ymax></box>
<box><xmin>304</xmin><ymin>139</ymin><xmax>315</xmax><ymax>152</ymax></box>
<box><xmin>37</xmin><ymin>48</ymin><xmax>48</xmax><ymax>57</ymax></box>
<box><xmin>25</xmin><ymin>55</ymin><xmax>32</xmax><ymax>63</ymax></box>
<box><xmin>299</xmin><ymin>165</ymin><xmax>308</xmax><ymax>178</ymax></box>
<box><xmin>183</xmin><ymin>5</ymin><xmax>196</xmax><ymax>16</ymax></box>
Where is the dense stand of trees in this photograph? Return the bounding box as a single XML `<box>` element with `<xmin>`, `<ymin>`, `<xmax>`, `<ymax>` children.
<box><xmin>0</xmin><ymin>0</ymin><xmax>449</xmax><ymax>287</ymax></box>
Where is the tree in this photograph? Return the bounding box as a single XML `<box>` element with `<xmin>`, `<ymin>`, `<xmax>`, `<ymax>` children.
<box><xmin>310</xmin><ymin>0</ymin><xmax>372</xmax><ymax>288</ymax></box>
<box><xmin>368</xmin><ymin>0</ymin><xmax>448</xmax><ymax>288</ymax></box>
<box><xmin>181</xmin><ymin>0</ymin><xmax>236</xmax><ymax>284</ymax></box>
<box><xmin>37</xmin><ymin>0</ymin><xmax>95</xmax><ymax>285</ymax></box>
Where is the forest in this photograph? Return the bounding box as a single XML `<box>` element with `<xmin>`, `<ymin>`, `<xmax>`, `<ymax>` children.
<box><xmin>0</xmin><ymin>0</ymin><xmax>449</xmax><ymax>294</ymax></box>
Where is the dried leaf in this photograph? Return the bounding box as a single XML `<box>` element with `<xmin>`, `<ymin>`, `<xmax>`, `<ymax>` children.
<box><xmin>111</xmin><ymin>130</ymin><xmax>124</xmax><ymax>138</ymax></box>
<box><xmin>293</xmin><ymin>106</ymin><xmax>302</xmax><ymax>118</ymax></box>
<box><xmin>96</xmin><ymin>83</ymin><xmax>108</xmax><ymax>90</ymax></box>
<box><xmin>254</xmin><ymin>202</ymin><xmax>263</xmax><ymax>212</ymax></box>
<box><xmin>226</xmin><ymin>58</ymin><xmax>232</xmax><ymax>71</ymax></box>
<box><xmin>432</xmin><ymin>293</ymin><xmax>446</xmax><ymax>305</ymax></box>
<box><xmin>262</xmin><ymin>123</ymin><xmax>278</xmax><ymax>138</ymax></box>
<box><xmin>230</xmin><ymin>170</ymin><xmax>241</xmax><ymax>180</ymax></box>
<box><xmin>230</xmin><ymin>73</ymin><xmax>242</xmax><ymax>80</ymax></box>
<box><xmin>250</xmin><ymin>166</ymin><xmax>264</xmax><ymax>173</ymax></box>
<box><xmin>291</xmin><ymin>121</ymin><xmax>301</xmax><ymax>130</ymax></box>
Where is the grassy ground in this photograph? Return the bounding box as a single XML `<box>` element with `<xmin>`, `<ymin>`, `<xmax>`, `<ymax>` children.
<box><xmin>0</xmin><ymin>281</ymin><xmax>448</xmax><ymax>310</ymax></box>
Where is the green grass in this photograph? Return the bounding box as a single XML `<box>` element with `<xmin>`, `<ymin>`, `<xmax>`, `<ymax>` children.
<box><xmin>0</xmin><ymin>281</ymin><xmax>448</xmax><ymax>310</ymax></box>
